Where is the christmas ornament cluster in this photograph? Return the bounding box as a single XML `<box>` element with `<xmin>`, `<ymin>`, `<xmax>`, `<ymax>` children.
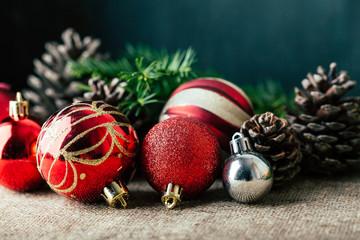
<box><xmin>1</xmin><ymin>28</ymin><xmax>359</xmax><ymax>210</ymax></box>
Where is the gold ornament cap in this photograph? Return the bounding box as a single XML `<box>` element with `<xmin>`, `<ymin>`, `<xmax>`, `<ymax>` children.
<box><xmin>102</xmin><ymin>180</ymin><xmax>130</xmax><ymax>208</ymax></box>
<box><xmin>9</xmin><ymin>92</ymin><xmax>29</xmax><ymax>121</ymax></box>
<box><xmin>161</xmin><ymin>183</ymin><xmax>183</xmax><ymax>210</ymax></box>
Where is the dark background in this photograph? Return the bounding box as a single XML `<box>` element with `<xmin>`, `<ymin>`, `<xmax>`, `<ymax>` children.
<box><xmin>4</xmin><ymin>0</ymin><xmax>360</xmax><ymax>94</ymax></box>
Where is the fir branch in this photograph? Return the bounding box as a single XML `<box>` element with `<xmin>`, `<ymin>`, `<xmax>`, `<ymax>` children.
<box><xmin>68</xmin><ymin>45</ymin><xmax>198</xmax><ymax>120</ymax></box>
<box><xmin>68</xmin><ymin>58</ymin><xmax>134</xmax><ymax>80</ymax></box>
<box><xmin>118</xmin><ymin>47</ymin><xmax>196</xmax><ymax>116</ymax></box>
<box><xmin>243</xmin><ymin>79</ymin><xmax>296</xmax><ymax>118</ymax></box>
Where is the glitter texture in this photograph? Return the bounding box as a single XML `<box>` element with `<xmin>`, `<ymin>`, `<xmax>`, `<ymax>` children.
<box><xmin>141</xmin><ymin>117</ymin><xmax>221</xmax><ymax>199</ymax></box>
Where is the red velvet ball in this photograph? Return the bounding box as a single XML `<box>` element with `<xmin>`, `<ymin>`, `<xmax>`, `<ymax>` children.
<box><xmin>37</xmin><ymin>101</ymin><xmax>139</xmax><ymax>202</ymax></box>
<box><xmin>0</xmin><ymin>84</ymin><xmax>15</xmax><ymax>122</ymax></box>
<box><xmin>141</xmin><ymin>117</ymin><xmax>221</xmax><ymax>199</ymax></box>
<box><xmin>0</xmin><ymin>118</ymin><xmax>43</xmax><ymax>191</ymax></box>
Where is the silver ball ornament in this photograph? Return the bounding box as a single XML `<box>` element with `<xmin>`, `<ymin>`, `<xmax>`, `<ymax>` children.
<box><xmin>222</xmin><ymin>132</ymin><xmax>273</xmax><ymax>203</ymax></box>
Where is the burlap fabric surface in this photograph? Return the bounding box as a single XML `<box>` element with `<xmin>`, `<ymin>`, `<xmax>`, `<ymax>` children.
<box><xmin>1</xmin><ymin>173</ymin><xmax>359</xmax><ymax>240</ymax></box>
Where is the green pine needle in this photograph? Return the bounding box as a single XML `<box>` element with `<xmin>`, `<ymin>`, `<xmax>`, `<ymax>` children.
<box><xmin>68</xmin><ymin>44</ymin><xmax>198</xmax><ymax>120</ymax></box>
<box><xmin>243</xmin><ymin>79</ymin><xmax>296</xmax><ymax>118</ymax></box>
<box><xmin>76</xmin><ymin>83</ymin><xmax>92</xmax><ymax>92</ymax></box>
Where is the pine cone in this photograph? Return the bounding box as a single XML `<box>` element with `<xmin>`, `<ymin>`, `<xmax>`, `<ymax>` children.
<box><xmin>74</xmin><ymin>77</ymin><xmax>127</xmax><ymax>106</ymax></box>
<box><xmin>23</xmin><ymin>28</ymin><xmax>102</xmax><ymax>120</ymax></box>
<box><xmin>75</xmin><ymin>77</ymin><xmax>153</xmax><ymax>134</ymax></box>
<box><xmin>241</xmin><ymin>112</ymin><xmax>302</xmax><ymax>185</ymax></box>
<box><xmin>286</xmin><ymin>62</ymin><xmax>360</xmax><ymax>174</ymax></box>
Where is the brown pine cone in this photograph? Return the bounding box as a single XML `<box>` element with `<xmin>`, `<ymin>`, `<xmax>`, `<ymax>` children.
<box><xmin>75</xmin><ymin>77</ymin><xmax>153</xmax><ymax>134</ymax></box>
<box><xmin>23</xmin><ymin>28</ymin><xmax>103</xmax><ymax>120</ymax></box>
<box><xmin>241</xmin><ymin>112</ymin><xmax>302</xmax><ymax>185</ymax></box>
<box><xmin>286</xmin><ymin>63</ymin><xmax>360</xmax><ymax>174</ymax></box>
<box><xmin>74</xmin><ymin>77</ymin><xmax>127</xmax><ymax>106</ymax></box>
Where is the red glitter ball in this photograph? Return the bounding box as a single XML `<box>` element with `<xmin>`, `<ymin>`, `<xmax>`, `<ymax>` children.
<box><xmin>37</xmin><ymin>101</ymin><xmax>139</xmax><ymax>202</ymax></box>
<box><xmin>141</xmin><ymin>117</ymin><xmax>221</xmax><ymax>199</ymax></box>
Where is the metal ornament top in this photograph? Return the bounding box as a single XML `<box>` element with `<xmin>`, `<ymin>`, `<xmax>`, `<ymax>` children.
<box><xmin>9</xmin><ymin>92</ymin><xmax>29</xmax><ymax>121</ymax></box>
<box><xmin>229</xmin><ymin>132</ymin><xmax>253</xmax><ymax>154</ymax></box>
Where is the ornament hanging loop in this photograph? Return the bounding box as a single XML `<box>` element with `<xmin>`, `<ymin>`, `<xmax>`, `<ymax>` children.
<box><xmin>161</xmin><ymin>183</ymin><xmax>183</xmax><ymax>210</ymax></box>
<box><xmin>9</xmin><ymin>92</ymin><xmax>29</xmax><ymax>121</ymax></box>
<box><xmin>230</xmin><ymin>132</ymin><xmax>253</xmax><ymax>154</ymax></box>
<box><xmin>102</xmin><ymin>181</ymin><xmax>130</xmax><ymax>209</ymax></box>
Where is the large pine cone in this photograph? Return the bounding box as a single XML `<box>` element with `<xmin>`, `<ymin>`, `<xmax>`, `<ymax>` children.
<box><xmin>23</xmin><ymin>28</ymin><xmax>102</xmax><ymax>120</ymax></box>
<box><xmin>241</xmin><ymin>112</ymin><xmax>302</xmax><ymax>185</ymax></box>
<box><xmin>286</xmin><ymin>62</ymin><xmax>360</xmax><ymax>174</ymax></box>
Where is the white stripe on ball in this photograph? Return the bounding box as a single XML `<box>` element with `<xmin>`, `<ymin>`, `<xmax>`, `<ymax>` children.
<box><xmin>208</xmin><ymin>78</ymin><xmax>254</xmax><ymax>110</ymax></box>
<box><xmin>160</xmin><ymin>88</ymin><xmax>251</xmax><ymax>127</ymax></box>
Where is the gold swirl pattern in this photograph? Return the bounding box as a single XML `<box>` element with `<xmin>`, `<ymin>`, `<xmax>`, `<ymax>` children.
<box><xmin>36</xmin><ymin>101</ymin><xmax>137</xmax><ymax>195</ymax></box>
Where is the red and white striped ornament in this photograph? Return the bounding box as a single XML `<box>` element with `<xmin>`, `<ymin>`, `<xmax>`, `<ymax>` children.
<box><xmin>159</xmin><ymin>78</ymin><xmax>254</xmax><ymax>149</ymax></box>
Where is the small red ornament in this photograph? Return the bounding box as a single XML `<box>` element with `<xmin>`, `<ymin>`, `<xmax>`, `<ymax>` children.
<box><xmin>0</xmin><ymin>83</ymin><xmax>15</xmax><ymax>122</ymax></box>
<box><xmin>36</xmin><ymin>101</ymin><xmax>139</xmax><ymax>208</ymax></box>
<box><xmin>141</xmin><ymin>117</ymin><xmax>221</xmax><ymax>209</ymax></box>
<box><xmin>160</xmin><ymin>78</ymin><xmax>254</xmax><ymax>149</ymax></box>
<box><xmin>0</xmin><ymin>92</ymin><xmax>43</xmax><ymax>191</ymax></box>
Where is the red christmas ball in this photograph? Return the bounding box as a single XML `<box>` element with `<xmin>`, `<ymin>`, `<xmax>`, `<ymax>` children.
<box><xmin>141</xmin><ymin>117</ymin><xmax>221</xmax><ymax>208</ymax></box>
<box><xmin>0</xmin><ymin>83</ymin><xmax>15</xmax><ymax>122</ymax></box>
<box><xmin>0</xmin><ymin>119</ymin><xmax>42</xmax><ymax>191</ymax></box>
<box><xmin>160</xmin><ymin>78</ymin><xmax>254</xmax><ymax>149</ymax></box>
<box><xmin>36</xmin><ymin>101</ymin><xmax>139</xmax><ymax>204</ymax></box>
<box><xmin>0</xmin><ymin>92</ymin><xmax>43</xmax><ymax>191</ymax></box>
